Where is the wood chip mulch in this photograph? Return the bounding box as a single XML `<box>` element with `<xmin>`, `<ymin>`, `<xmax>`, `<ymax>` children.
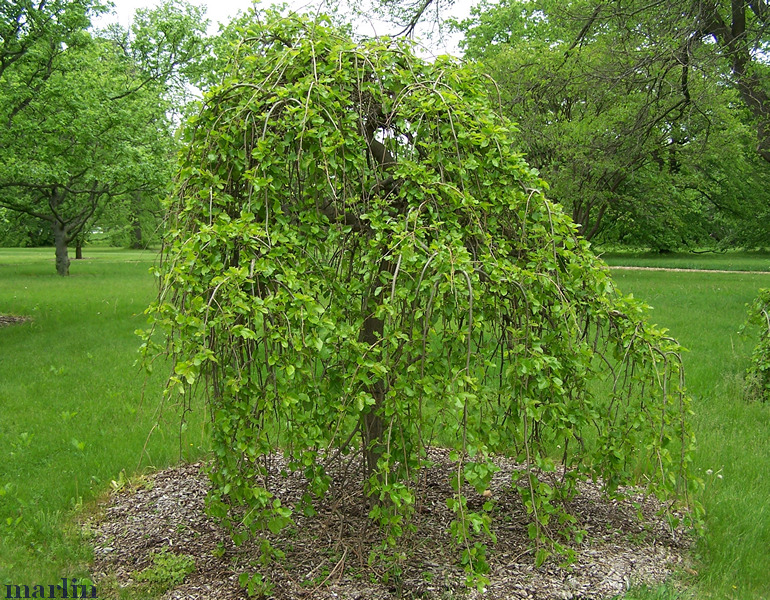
<box><xmin>87</xmin><ymin>449</ymin><xmax>691</xmax><ymax>599</ymax></box>
<box><xmin>0</xmin><ymin>314</ymin><xmax>30</xmax><ymax>327</ymax></box>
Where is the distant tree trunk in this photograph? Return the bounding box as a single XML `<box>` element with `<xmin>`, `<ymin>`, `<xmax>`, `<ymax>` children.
<box><xmin>75</xmin><ymin>239</ymin><xmax>83</xmax><ymax>259</ymax></box>
<box><xmin>53</xmin><ymin>221</ymin><xmax>70</xmax><ymax>276</ymax></box>
<box><xmin>699</xmin><ymin>1</ymin><xmax>770</xmax><ymax>164</ymax></box>
<box><xmin>130</xmin><ymin>217</ymin><xmax>143</xmax><ymax>249</ymax></box>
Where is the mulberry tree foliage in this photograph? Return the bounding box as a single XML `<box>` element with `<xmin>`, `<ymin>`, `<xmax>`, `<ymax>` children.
<box><xmin>147</xmin><ymin>12</ymin><xmax>697</xmax><ymax>576</ymax></box>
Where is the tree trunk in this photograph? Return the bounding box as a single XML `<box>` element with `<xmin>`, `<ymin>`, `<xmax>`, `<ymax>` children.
<box><xmin>699</xmin><ymin>1</ymin><xmax>770</xmax><ymax>164</ymax></box>
<box><xmin>75</xmin><ymin>240</ymin><xmax>83</xmax><ymax>259</ymax></box>
<box><xmin>53</xmin><ymin>221</ymin><xmax>70</xmax><ymax>276</ymax></box>
<box><xmin>360</xmin><ymin>286</ymin><xmax>386</xmax><ymax>479</ymax></box>
<box><xmin>131</xmin><ymin>218</ymin><xmax>143</xmax><ymax>249</ymax></box>
<box><xmin>358</xmin><ymin>252</ymin><xmax>398</xmax><ymax>484</ymax></box>
<box><xmin>359</xmin><ymin>120</ymin><xmax>398</xmax><ymax>481</ymax></box>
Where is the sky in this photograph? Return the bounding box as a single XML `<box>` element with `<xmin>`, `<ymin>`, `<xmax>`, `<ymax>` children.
<box><xmin>95</xmin><ymin>0</ymin><xmax>470</xmax><ymax>57</ymax></box>
<box><xmin>98</xmin><ymin>0</ymin><xmax>271</xmax><ymax>32</ymax></box>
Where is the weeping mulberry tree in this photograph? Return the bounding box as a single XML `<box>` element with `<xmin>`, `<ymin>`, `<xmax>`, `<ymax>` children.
<box><xmin>146</xmin><ymin>11</ymin><xmax>698</xmax><ymax>581</ymax></box>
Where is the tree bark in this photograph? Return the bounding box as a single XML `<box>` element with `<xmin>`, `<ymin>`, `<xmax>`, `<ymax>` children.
<box><xmin>360</xmin><ymin>297</ymin><xmax>386</xmax><ymax>477</ymax></box>
<box><xmin>130</xmin><ymin>218</ymin><xmax>143</xmax><ymax>249</ymax></box>
<box><xmin>75</xmin><ymin>240</ymin><xmax>83</xmax><ymax>259</ymax></box>
<box><xmin>53</xmin><ymin>221</ymin><xmax>70</xmax><ymax>276</ymax></box>
<box><xmin>359</xmin><ymin>117</ymin><xmax>398</xmax><ymax>480</ymax></box>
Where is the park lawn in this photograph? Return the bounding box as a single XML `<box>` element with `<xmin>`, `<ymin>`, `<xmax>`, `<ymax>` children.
<box><xmin>611</xmin><ymin>267</ymin><xmax>770</xmax><ymax>600</ymax></box>
<box><xmin>0</xmin><ymin>248</ymin><xmax>208</xmax><ymax>585</ymax></box>
<box><xmin>1</xmin><ymin>248</ymin><xmax>770</xmax><ymax>599</ymax></box>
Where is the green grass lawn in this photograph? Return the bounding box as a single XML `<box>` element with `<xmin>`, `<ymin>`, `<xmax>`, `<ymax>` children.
<box><xmin>2</xmin><ymin>247</ymin><xmax>770</xmax><ymax>599</ymax></box>
<box><xmin>0</xmin><ymin>248</ymin><xmax>207</xmax><ymax>585</ymax></box>
<box><xmin>610</xmin><ymin>267</ymin><xmax>770</xmax><ymax>600</ymax></box>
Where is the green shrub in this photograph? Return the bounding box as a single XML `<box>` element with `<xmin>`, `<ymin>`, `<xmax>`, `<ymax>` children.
<box><xmin>743</xmin><ymin>288</ymin><xmax>770</xmax><ymax>401</ymax></box>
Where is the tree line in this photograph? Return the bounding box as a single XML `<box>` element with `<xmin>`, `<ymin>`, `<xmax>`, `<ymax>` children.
<box><xmin>2</xmin><ymin>0</ymin><xmax>769</xmax><ymax>274</ymax></box>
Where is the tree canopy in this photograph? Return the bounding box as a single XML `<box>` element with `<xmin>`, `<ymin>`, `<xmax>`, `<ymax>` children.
<box><xmin>448</xmin><ymin>0</ymin><xmax>770</xmax><ymax>246</ymax></box>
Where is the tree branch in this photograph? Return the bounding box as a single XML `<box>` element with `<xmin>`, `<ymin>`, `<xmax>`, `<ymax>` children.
<box><xmin>395</xmin><ymin>0</ymin><xmax>435</xmax><ymax>37</ymax></box>
<box><xmin>0</xmin><ymin>195</ymin><xmax>53</xmax><ymax>222</ymax></box>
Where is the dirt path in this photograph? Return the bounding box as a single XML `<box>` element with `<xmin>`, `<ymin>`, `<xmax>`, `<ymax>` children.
<box><xmin>609</xmin><ymin>266</ymin><xmax>770</xmax><ymax>275</ymax></box>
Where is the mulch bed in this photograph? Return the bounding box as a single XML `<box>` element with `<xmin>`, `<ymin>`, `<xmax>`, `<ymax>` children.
<box><xmin>88</xmin><ymin>449</ymin><xmax>691</xmax><ymax>599</ymax></box>
<box><xmin>0</xmin><ymin>314</ymin><xmax>30</xmax><ymax>327</ymax></box>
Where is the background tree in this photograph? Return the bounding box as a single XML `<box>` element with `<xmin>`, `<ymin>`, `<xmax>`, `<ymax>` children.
<box><xmin>451</xmin><ymin>0</ymin><xmax>768</xmax><ymax>244</ymax></box>
<box><xmin>102</xmin><ymin>0</ymin><xmax>210</xmax><ymax>118</ymax></box>
<box><xmin>689</xmin><ymin>0</ymin><xmax>770</xmax><ymax>163</ymax></box>
<box><xmin>0</xmin><ymin>0</ymin><xmax>100</xmax><ymax>81</ymax></box>
<box><xmin>0</xmin><ymin>1</ymin><xmax>210</xmax><ymax>274</ymax></box>
<box><xmin>0</xmin><ymin>34</ymin><xmax>175</xmax><ymax>275</ymax></box>
<box><xmin>99</xmin><ymin>0</ymin><xmax>212</xmax><ymax>249</ymax></box>
<box><xmin>598</xmin><ymin>106</ymin><xmax>770</xmax><ymax>249</ymax></box>
<box><xmin>0</xmin><ymin>209</ymin><xmax>52</xmax><ymax>247</ymax></box>
<box><xmin>366</xmin><ymin>0</ymin><xmax>770</xmax><ymax>248</ymax></box>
